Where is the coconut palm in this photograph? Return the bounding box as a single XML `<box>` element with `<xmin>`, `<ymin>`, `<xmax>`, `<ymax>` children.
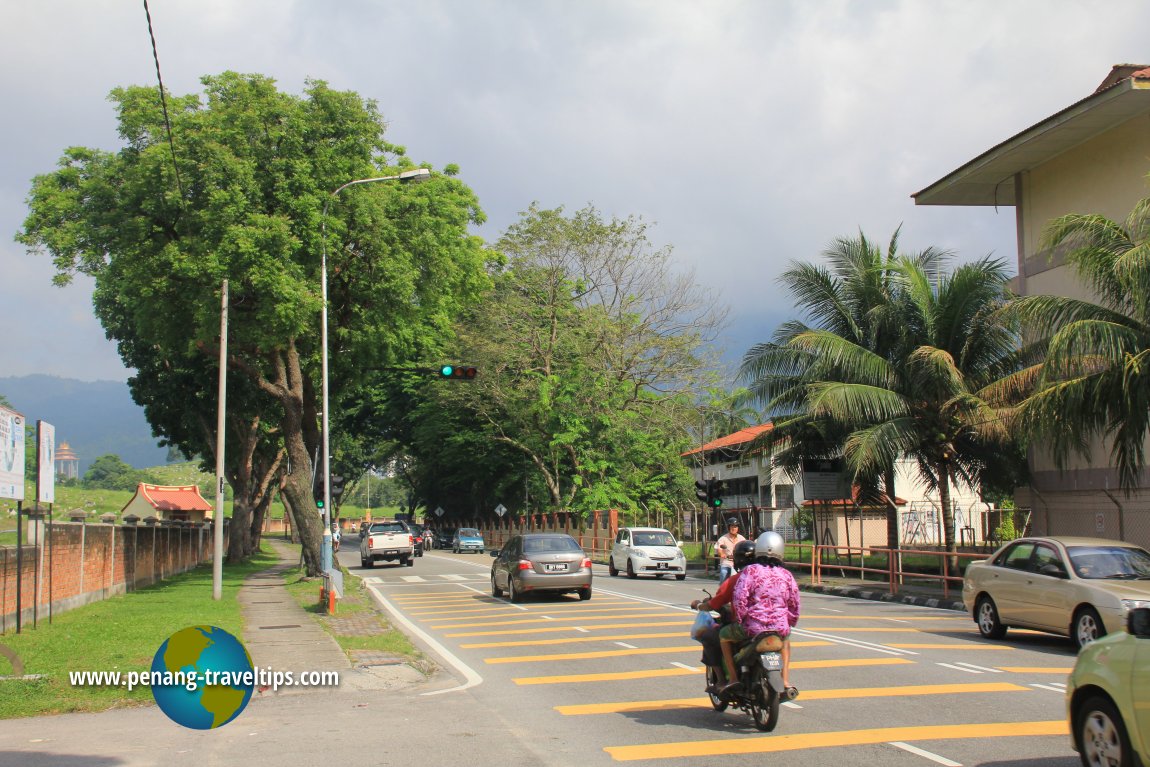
<box><xmin>1007</xmin><ymin>197</ymin><xmax>1150</xmax><ymax>492</ymax></box>
<box><xmin>742</xmin><ymin>230</ymin><xmax>946</xmax><ymax>550</ymax></box>
<box><xmin>744</xmin><ymin>237</ymin><xmax>1023</xmax><ymax>572</ymax></box>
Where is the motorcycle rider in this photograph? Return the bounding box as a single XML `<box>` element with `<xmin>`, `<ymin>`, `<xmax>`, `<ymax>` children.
<box><xmin>691</xmin><ymin>540</ymin><xmax>756</xmax><ymax>692</ymax></box>
<box><xmin>714</xmin><ymin>518</ymin><xmax>746</xmax><ymax>583</ymax></box>
<box><xmin>717</xmin><ymin>530</ymin><xmax>800</xmax><ymax>698</ymax></box>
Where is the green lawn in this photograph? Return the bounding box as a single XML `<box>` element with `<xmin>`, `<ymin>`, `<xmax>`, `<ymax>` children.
<box><xmin>0</xmin><ymin>546</ymin><xmax>278</xmax><ymax>719</ymax></box>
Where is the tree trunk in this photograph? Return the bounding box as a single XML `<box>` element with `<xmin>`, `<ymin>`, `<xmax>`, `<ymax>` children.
<box><xmin>884</xmin><ymin>467</ymin><xmax>901</xmax><ymax>581</ymax></box>
<box><xmin>938</xmin><ymin>463</ymin><xmax>958</xmax><ymax>577</ymax></box>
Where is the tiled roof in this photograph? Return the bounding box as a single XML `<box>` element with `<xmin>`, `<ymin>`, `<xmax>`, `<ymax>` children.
<box><xmin>802</xmin><ymin>487</ymin><xmax>907</xmax><ymax>507</ymax></box>
<box><xmin>135</xmin><ymin>484</ymin><xmax>212</xmax><ymax>512</ymax></box>
<box><xmin>682</xmin><ymin>423</ymin><xmax>773</xmax><ymax>457</ymax></box>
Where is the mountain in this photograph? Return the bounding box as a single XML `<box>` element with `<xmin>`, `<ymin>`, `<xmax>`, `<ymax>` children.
<box><xmin>0</xmin><ymin>375</ymin><xmax>168</xmax><ymax>473</ymax></box>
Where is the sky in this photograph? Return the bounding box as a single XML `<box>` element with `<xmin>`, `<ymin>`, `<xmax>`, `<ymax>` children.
<box><xmin>3</xmin><ymin>1</ymin><xmax>1149</xmax><ymax>384</ymax></box>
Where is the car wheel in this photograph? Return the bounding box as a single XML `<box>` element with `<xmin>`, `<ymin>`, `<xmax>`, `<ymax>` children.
<box><xmin>491</xmin><ymin>572</ymin><xmax>504</xmax><ymax>598</ymax></box>
<box><xmin>1073</xmin><ymin>606</ymin><xmax>1106</xmax><ymax>649</ymax></box>
<box><xmin>626</xmin><ymin>559</ymin><xmax>638</xmax><ymax>579</ymax></box>
<box><xmin>608</xmin><ymin>557</ymin><xmax>618</xmax><ymax>577</ymax></box>
<box><xmin>578</xmin><ymin>586</ymin><xmax>592</xmax><ymax>601</ymax></box>
<box><xmin>360</xmin><ymin>555</ymin><xmax>369</xmax><ymax>568</ymax></box>
<box><xmin>676</xmin><ymin>573</ymin><xmax>687</xmax><ymax>581</ymax></box>
<box><xmin>508</xmin><ymin>576</ymin><xmax>522</xmax><ymax>604</ymax></box>
<box><xmin>975</xmin><ymin>595</ymin><xmax>1007</xmax><ymax>639</ymax></box>
<box><xmin>1077</xmin><ymin>696</ymin><xmax>1134</xmax><ymax>767</ymax></box>
<box><xmin>363</xmin><ymin>556</ymin><xmax>374</xmax><ymax>568</ymax></box>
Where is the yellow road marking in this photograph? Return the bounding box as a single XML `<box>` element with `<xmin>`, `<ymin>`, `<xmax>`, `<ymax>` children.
<box><xmin>447</xmin><ymin>621</ymin><xmax>692</xmax><ymax>637</ymax></box>
<box><xmin>604</xmin><ymin>720</ymin><xmax>1067</xmax><ymax>760</ymax></box>
<box><xmin>425</xmin><ymin>612</ymin><xmax>683</xmax><ymax>628</ymax></box>
<box><xmin>462</xmin><ymin>632</ymin><xmax>688</xmax><ymax>648</ymax></box>
<box><xmin>887</xmin><ymin>644</ymin><xmax>1015</xmax><ymax>650</ymax></box>
<box><xmin>997</xmin><ymin>667</ymin><xmax>1073</xmax><ymax>674</ymax></box>
<box><xmin>514</xmin><ymin>657</ymin><xmax>912</xmax><ymax>685</ymax></box>
<box><xmin>557</xmin><ymin>682</ymin><xmax>1031</xmax><ymax>715</ymax></box>
<box><xmin>486</xmin><ymin>642</ymin><xmax>832</xmax><ymax>664</ymax></box>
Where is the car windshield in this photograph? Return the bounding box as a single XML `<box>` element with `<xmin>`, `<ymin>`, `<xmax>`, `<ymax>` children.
<box><xmin>369</xmin><ymin>523</ymin><xmax>406</xmax><ymax>534</ymax></box>
<box><xmin>1067</xmin><ymin>545</ymin><xmax>1150</xmax><ymax>579</ymax></box>
<box><xmin>632</xmin><ymin>532</ymin><xmax>676</xmax><ymax>547</ymax></box>
<box><xmin>459</xmin><ymin>528</ymin><xmax>480</xmax><ymax>537</ymax></box>
<box><xmin>523</xmin><ymin>537</ymin><xmax>582</xmax><ymax>554</ymax></box>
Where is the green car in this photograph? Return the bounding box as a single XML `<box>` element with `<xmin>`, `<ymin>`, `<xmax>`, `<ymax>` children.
<box><xmin>1067</xmin><ymin>607</ymin><xmax>1150</xmax><ymax>767</ymax></box>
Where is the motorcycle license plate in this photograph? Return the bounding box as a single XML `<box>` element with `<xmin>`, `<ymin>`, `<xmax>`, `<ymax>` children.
<box><xmin>544</xmin><ymin>563</ymin><xmax>568</xmax><ymax>572</ymax></box>
<box><xmin>761</xmin><ymin>652</ymin><xmax>782</xmax><ymax>671</ymax></box>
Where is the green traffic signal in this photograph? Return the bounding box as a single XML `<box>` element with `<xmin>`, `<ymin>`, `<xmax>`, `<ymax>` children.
<box><xmin>439</xmin><ymin>365</ymin><xmax>477</xmax><ymax>380</ymax></box>
<box><xmin>440</xmin><ymin>365</ymin><xmax>454</xmax><ymax>376</ymax></box>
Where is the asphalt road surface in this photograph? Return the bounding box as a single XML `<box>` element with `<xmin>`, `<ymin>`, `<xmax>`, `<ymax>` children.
<box><xmin>339</xmin><ymin>544</ymin><xmax>1083</xmax><ymax>767</ymax></box>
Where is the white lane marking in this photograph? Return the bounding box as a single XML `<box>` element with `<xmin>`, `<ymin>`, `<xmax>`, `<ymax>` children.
<box><xmin>1048</xmin><ymin>682</ymin><xmax>1067</xmax><ymax>689</ymax></box>
<box><xmin>574</xmin><ymin>627</ymin><xmax>590</xmax><ymax>632</ymax></box>
<box><xmin>952</xmin><ymin>662</ymin><xmax>1003</xmax><ymax>673</ymax></box>
<box><xmin>615</xmin><ymin>642</ymin><xmax>638</xmax><ymax>649</ymax></box>
<box><xmin>670</xmin><ymin>662</ymin><xmax>700</xmax><ymax>672</ymax></box>
<box><xmin>881</xmin><ymin>617</ymin><xmax>912</xmax><ymax>623</ymax></box>
<box><xmin>889</xmin><ymin>741</ymin><xmax>962</xmax><ymax>766</ymax></box>
<box><xmin>818</xmin><ymin>607</ymin><xmax>844</xmax><ymax>612</ymax></box>
<box><xmin>782</xmin><ymin>701</ymin><xmax>802</xmax><ymax>709</ymax></box>
<box><xmin>361</xmin><ymin>577</ymin><xmax>383</xmax><ymax>584</ymax></box>
<box><xmin>400</xmin><ymin>575</ymin><xmax>428</xmax><ymax>582</ymax></box>
<box><xmin>440</xmin><ymin>574</ymin><xmax>468</xmax><ymax>581</ymax></box>
<box><xmin>542</xmin><ymin>615</ymin><xmax>555</xmax><ymax>620</ymax></box>
<box><xmin>461</xmin><ymin>583</ymin><xmax>528</xmax><ymax>611</ymax></box>
<box><xmin>937</xmin><ymin>663</ymin><xmax>982</xmax><ymax>674</ymax></box>
<box><xmin>364</xmin><ymin>582</ymin><xmax>483</xmax><ymax>696</ymax></box>
<box><xmin>1031</xmin><ymin>683</ymin><xmax>1066</xmax><ymax>693</ymax></box>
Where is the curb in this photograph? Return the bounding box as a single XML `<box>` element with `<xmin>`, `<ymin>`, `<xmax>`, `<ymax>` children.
<box><xmin>797</xmin><ymin>581</ymin><xmax>966</xmax><ymax>612</ymax></box>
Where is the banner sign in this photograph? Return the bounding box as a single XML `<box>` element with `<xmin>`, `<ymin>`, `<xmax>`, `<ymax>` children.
<box><xmin>801</xmin><ymin>458</ymin><xmax>850</xmax><ymax>501</ymax></box>
<box><xmin>0</xmin><ymin>406</ymin><xmax>26</xmax><ymax>501</ymax></box>
<box><xmin>38</xmin><ymin>420</ymin><xmax>55</xmax><ymax>505</ymax></box>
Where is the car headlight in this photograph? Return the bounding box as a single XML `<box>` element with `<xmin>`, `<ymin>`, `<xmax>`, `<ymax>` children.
<box><xmin>1122</xmin><ymin>599</ymin><xmax>1150</xmax><ymax>612</ymax></box>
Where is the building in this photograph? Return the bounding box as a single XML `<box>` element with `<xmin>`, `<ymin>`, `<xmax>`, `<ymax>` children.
<box><xmin>55</xmin><ymin>441</ymin><xmax>79</xmax><ymax>480</ymax></box>
<box><xmin>121</xmin><ymin>483</ymin><xmax>213</xmax><ymax>523</ymax></box>
<box><xmin>683</xmin><ymin>423</ymin><xmax>983</xmax><ymax>548</ymax></box>
<box><xmin>914</xmin><ymin>64</ymin><xmax>1150</xmax><ymax>548</ymax></box>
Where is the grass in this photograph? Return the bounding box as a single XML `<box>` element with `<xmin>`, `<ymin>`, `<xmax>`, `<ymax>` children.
<box><xmin>277</xmin><ymin>548</ymin><xmax>422</xmax><ymax>664</ymax></box>
<box><xmin>0</xmin><ymin>546</ymin><xmax>278</xmax><ymax>719</ymax></box>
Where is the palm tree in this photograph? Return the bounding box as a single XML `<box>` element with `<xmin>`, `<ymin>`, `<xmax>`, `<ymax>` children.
<box><xmin>1007</xmin><ymin>197</ymin><xmax>1150</xmax><ymax>492</ymax></box>
<box><xmin>744</xmin><ymin>237</ymin><xmax>1023</xmax><ymax>573</ymax></box>
<box><xmin>741</xmin><ymin>230</ymin><xmax>945</xmax><ymax>553</ymax></box>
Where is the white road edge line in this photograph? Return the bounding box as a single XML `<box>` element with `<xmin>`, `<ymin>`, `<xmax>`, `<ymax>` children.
<box><xmin>937</xmin><ymin>662</ymin><xmax>982</xmax><ymax>674</ymax></box>
<box><xmin>670</xmin><ymin>662</ymin><xmax>699</xmax><ymax>672</ymax></box>
<box><xmin>782</xmin><ymin>701</ymin><xmax>802</xmax><ymax>709</ymax></box>
<box><xmin>1031</xmin><ymin>683</ymin><xmax>1066</xmax><ymax>693</ymax></box>
<box><xmin>615</xmin><ymin>642</ymin><xmax>638</xmax><ymax>649</ymax></box>
<box><xmin>364</xmin><ymin>581</ymin><xmax>484</xmax><ymax>696</ymax></box>
<box><xmin>889</xmin><ymin>741</ymin><xmax>963</xmax><ymax>766</ymax></box>
<box><xmin>952</xmin><ymin>662</ymin><xmax>1003</xmax><ymax>673</ymax></box>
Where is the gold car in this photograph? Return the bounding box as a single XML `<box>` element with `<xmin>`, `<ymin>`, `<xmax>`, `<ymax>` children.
<box><xmin>962</xmin><ymin>536</ymin><xmax>1150</xmax><ymax>649</ymax></box>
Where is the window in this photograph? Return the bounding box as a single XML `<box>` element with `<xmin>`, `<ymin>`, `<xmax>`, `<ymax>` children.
<box><xmin>632</xmin><ymin>531</ymin><xmax>676</xmax><ymax>547</ymax></box>
<box><xmin>1032</xmin><ymin>545</ymin><xmax>1066</xmax><ymax>577</ymax></box>
<box><xmin>775</xmin><ymin>485</ymin><xmax>795</xmax><ymax>509</ymax></box>
<box><xmin>525</xmin><ymin>536</ymin><xmax>582</xmax><ymax>553</ymax></box>
<box><xmin>1001</xmin><ymin>542</ymin><xmax>1035</xmax><ymax>570</ymax></box>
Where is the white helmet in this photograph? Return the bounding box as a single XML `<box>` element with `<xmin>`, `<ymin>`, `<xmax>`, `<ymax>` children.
<box><xmin>754</xmin><ymin>530</ymin><xmax>785</xmax><ymax>562</ymax></box>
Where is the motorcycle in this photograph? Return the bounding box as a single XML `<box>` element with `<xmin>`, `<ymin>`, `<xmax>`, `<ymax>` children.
<box><xmin>694</xmin><ymin>591</ymin><xmax>790</xmax><ymax>732</ymax></box>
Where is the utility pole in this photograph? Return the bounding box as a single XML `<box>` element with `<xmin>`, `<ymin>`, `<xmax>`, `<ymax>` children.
<box><xmin>212</xmin><ymin>279</ymin><xmax>228</xmax><ymax>600</ymax></box>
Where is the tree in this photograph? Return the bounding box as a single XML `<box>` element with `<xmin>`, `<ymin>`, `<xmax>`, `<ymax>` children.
<box><xmin>741</xmin><ymin>231</ymin><xmax>946</xmax><ymax>552</ymax></box>
<box><xmin>18</xmin><ymin>72</ymin><xmax>491</xmax><ymax>575</ymax></box>
<box><xmin>742</xmin><ymin>233</ymin><xmax>1025</xmax><ymax>572</ymax></box>
<box><xmin>84</xmin><ymin>454</ymin><xmax>154</xmax><ymax>491</ymax></box>
<box><xmin>1005</xmin><ymin>196</ymin><xmax>1150</xmax><ymax>493</ymax></box>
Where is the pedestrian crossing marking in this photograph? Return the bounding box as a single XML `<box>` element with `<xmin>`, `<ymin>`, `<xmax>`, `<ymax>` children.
<box><xmin>425</xmin><ymin>612</ymin><xmax>684</xmax><ymax>629</ymax></box>
<box><xmin>396</xmin><ymin>574</ymin><xmax>485</xmax><ymax>583</ymax></box>
<box><xmin>514</xmin><ymin>657</ymin><xmax>912</xmax><ymax>685</ymax></box>
<box><xmin>461</xmin><ymin>632</ymin><xmax>690</xmax><ymax>648</ymax></box>
<box><xmin>888</xmin><ymin>644</ymin><xmax>1015</xmax><ymax>650</ymax></box>
<box><xmin>603</xmin><ymin>720</ymin><xmax>1066</xmax><ymax>760</ymax></box>
<box><xmin>996</xmin><ymin>667</ymin><xmax>1073</xmax><ymax>674</ymax></box>
<box><xmin>554</xmin><ymin>682</ymin><xmax>1030</xmax><ymax>715</ymax></box>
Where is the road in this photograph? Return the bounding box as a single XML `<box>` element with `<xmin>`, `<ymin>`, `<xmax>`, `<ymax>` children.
<box><xmin>340</xmin><ymin>543</ymin><xmax>1083</xmax><ymax>767</ymax></box>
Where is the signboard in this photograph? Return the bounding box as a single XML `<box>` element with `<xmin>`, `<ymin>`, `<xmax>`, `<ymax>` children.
<box><xmin>801</xmin><ymin>458</ymin><xmax>850</xmax><ymax>501</ymax></box>
<box><xmin>37</xmin><ymin>420</ymin><xmax>55</xmax><ymax>505</ymax></box>
<box><xmin>494</xmin><ymin>503</ymin><xmax>507</xmax><ymax>517</ymax></box>
<box><xmin>434</xmin><ymin>506</ymin><xmax>445</xmax><ymax>517</ymax></box>
<box><xmin>0</xmin><ymin>406</ymin><xmax>25</xmax><ymax>501</ymax></box>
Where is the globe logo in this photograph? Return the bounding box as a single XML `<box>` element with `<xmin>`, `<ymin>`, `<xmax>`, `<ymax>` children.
<box><xmin>150</xmin><ymin>625</ymin><xmax>255</xmax><ymax>729</ymax></box>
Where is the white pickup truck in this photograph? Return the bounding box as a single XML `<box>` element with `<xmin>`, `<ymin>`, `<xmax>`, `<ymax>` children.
<box><xmin>359</xmin><ymin>520</ymin><xmax>415</xmax><ymax>568</ymax></box>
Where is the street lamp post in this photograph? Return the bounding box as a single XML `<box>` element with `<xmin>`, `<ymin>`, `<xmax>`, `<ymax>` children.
<box><xmin>319</xmin><ymin>167</ymin><xmax>431</xmax><ymax>574</ymax></box>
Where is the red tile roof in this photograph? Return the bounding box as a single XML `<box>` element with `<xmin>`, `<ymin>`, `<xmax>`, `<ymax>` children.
<box><xmin>133</xmin><ymin>483</ymin><xmax>212</xmax><ymax>512</ymax></box>
<box><xmin>682</xmin><ymin>423</ymin><xmax>773</xmax><ymax>457</ymax></box>
<box><xmin>802</xmin><ymin>487</ymin><xmax>907</xmax><ymax>507</ymax></box>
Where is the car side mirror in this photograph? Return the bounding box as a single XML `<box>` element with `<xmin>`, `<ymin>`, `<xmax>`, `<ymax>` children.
<box><xmin>489</xmin><ymin>550</ymin><xmax>498</xmax><ymax>557</ymax></box>
<box><xmin>1038</xmin><ymin>563</ymin><xmax>1066</xmax><ymax>578</ymax></box>
<box><xmin>1128</xmin><ymin>607</ymin><xmax>1150</xmax><ymax>637</ymax></box>
<box><xmin>676</xmin><ymin>541</ymin><xmax>683</xmax><ymax>548</ymax></box>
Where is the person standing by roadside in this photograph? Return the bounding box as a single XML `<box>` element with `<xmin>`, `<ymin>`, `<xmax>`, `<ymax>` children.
<box><xmin>715</xmin><ymin>518</ymin><xmax>746</xmax><ymax>583</ymax></box>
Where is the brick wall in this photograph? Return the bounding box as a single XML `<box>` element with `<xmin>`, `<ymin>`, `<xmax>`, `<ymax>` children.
<box><xmin>0</xmin><ymin>520</ymin><xmax>227</xmax><ymax>633</ymax></box>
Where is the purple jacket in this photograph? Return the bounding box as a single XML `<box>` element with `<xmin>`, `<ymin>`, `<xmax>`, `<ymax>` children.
<box><xmin>732</xmin><ymin>562</ymin><xmax>800</xmax><ymax>637</ymax></box>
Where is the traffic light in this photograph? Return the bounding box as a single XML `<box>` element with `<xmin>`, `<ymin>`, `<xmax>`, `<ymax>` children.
<box><xmin>330</xmin><ymin>474</ymin><xmax>346</xmax><ymax>503</ymax></box>
<box><xmin>314</xmin><ymin>475</ymin><xmax>326</xmax><ymax>509</ymax></box>
<box><xmin>694</xmin><ymin>477</ymin><xmax>724</xmax><ymax>508</ymax></box>
<box><xmin>439</xmin><ymin>365</ymin><xmax>478</xmax><ymax>380</ymax></box>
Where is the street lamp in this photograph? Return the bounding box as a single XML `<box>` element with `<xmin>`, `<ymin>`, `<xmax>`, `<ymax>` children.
<box><xmin>318</xmin><ymin>167</ymin><xmax>431</xmax><ymax>573</ymax></box>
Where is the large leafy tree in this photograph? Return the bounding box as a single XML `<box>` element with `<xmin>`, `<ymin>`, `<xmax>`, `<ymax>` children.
<box><xmin>1005</xmin><ymin>197</ymin><xmax>1150</xmax><ymax>492</ymax></box>
<box><xmin>743</xmin><ymin>233</ymin><xmax>1025</xmax><ymax>571</ymax></box>
<box><xmin>18</xmin><ymin>72</ymin><xmax>491</xmax><ymax>574</ymax></box>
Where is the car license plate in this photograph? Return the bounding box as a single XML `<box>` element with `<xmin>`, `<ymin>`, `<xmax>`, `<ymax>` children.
<box><xmin>657</xmin><ymin>562</ymin><xmax>668</xmax><ymax>569</ymax></box>
<box><xmin>544</xmin><ymin>563</ymin><xmax>568</xmax><ymax>572</ymax></box>
<box><xmin>761</xmin><ymin>652</ymin><xmax>782</xmax><ymax>671</ymax></box>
